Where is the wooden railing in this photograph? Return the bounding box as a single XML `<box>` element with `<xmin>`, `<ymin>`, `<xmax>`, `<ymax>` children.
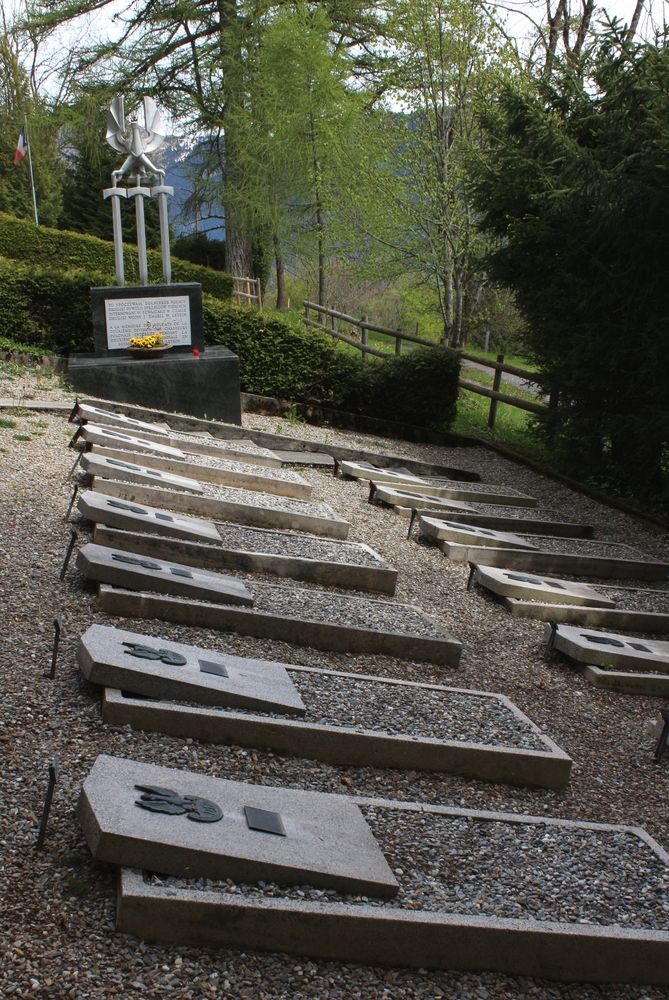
<box><xmin>302</xmin><ymin>301</ymin><xmax>546</xmax><ymax>427</ymax></box>
<box><xmin>233</xmin><ymin>276</ymin><xmax>262</xmax><ymax>312</ymax></box>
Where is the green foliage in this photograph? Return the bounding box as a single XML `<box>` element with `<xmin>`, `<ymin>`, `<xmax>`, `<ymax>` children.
<box><xmin>0</xmin><ymin>212</ymin><xmax>234</xmax><ymax>298</ymax></box>
<box><xmin>204</xmin><ymin>299</ymin><xmax>460</xmax><ymax>428</ymax></box>
<box><xmin>173</xmin><ymin>232</ymin><xmax>226</xmax><ymax>271</ymax></box>
<box><xmin>471</xmin><ymin>32</ymin><xmax>669</xmax><ymax>510</ymax></box>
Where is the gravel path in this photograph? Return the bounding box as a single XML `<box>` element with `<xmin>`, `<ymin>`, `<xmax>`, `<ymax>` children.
<box><xmin>3</xmin><ymin>382</ymin><xmax>669</xmax><ymax>999</ymax></box>
<box><xmin>216</xmin><ymin>523</ymin><xmax>387</xmax><ymax>567</ymax></box>
<box><xmin>158</xmin><ymin>808</ymin><xmax>669</xmax><ymax>928</ymax></box>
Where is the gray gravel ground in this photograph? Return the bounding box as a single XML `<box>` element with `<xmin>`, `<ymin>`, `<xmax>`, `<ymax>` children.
<box><xmin>425</xmin><ymin>479</ymin><xmax>534</xmax><ymax>499</ymax></box>
<box><xmin>3</xmin><ymin>388</ymin><xmax>669</xmax><ymax>999</ymax></box>
<box><xmin>517</xmin><ymin>537</ymin><xmax>654</xmax><ymax>560</ymax></box>
<box><xmin>287</xmin><ymin>672</ymin><xmax>546</xmax><ymax>748</ymax></box>
<box><xmin>178</xmin><ymin>453</ymin><xmax>309</xmax><ymax>484</ymax></box>
<box><xmin>198</xmin><ymin>481</ymin><xmax>340</xmax><ymax>518</ymax></box>
<box><xmin>215</xmin><ymin>523</ymin><xmax>387</xmax><ymax>567</ymax></box>
<box><xmin>157</xmin><ymin>809</ymin><xmax>669</xmax><ymax>928</ymax></box>
<box><xmin>247</xmin><ymin>582</ymin><xmax>446</xmax><ymax>638</ymax></box>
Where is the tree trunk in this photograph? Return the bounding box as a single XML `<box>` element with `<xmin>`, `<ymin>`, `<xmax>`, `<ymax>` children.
<box><xmin>219</xmin><ymin>0</ymin><xmax>253</xmax><ymax>278</ymax></box>
<box><xmin>274</xmin><ymin>233</ymin><xmax>287</xmax><ymax>310</ymax></box>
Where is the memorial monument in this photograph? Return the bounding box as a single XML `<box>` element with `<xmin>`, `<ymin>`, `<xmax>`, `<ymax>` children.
<box><xmin>68</xmin><ymin>96</ymin><xmax>241</xmax><ymax>423</ymax></box>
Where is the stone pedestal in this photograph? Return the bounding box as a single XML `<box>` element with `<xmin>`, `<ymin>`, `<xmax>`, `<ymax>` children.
<box><xmin>67</xmin><ymin>345</ymin><xmax>242</xmax><ymax>424</ymax></box>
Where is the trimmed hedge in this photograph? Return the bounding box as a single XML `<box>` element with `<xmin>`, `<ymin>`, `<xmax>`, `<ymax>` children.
<box><xmin>203</xmin><ymin>300</ymin><xmax>460</xmax><ymax>430</ymax></box>
<box><xmin>0</xmin><ymin>212</ymin><xmax>234</xmax><ymax>300</ymax></box>
<box><xmin>0</xmin><ymin>252</ymin><xmax>460</xmax><ymax>430</ymax></box>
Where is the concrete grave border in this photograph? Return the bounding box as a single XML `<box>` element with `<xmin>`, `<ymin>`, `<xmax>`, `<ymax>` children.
<box><xmin>395</xmin><ymin>506</ymin><xmax>594</xmax><ymax>539</ymax></box>
<box><xmin>90</xmin><ymin>444</ymin><xmax>313</xmax><ymax>501</ymax></box>
<box><xmin>116</xmin><ymin>797</ymin><xmax>669</xmax><ymax>985</ymax></box>
<box><xmin>472</xmin><ymin>564</ymin><xmax>614</xmax><ymax>608</ymax></box>
<box><xmin>96</xmin><ymin>584</ymin><xmax>463</xmax><ymax>666</ymax></box>
<box><xmin>116</xmin><ymin>428</ymin><xmax>283</xmax><ymax>468</ymax></box>
<box><xmin>90</xmin><ymin>477</ymin><xmax>351</xmax><ymax>539</ymax></box>
<box><xmin>92</xmin><ymin>524</ymin><xmax>399</xmax><ymax>595</ymax></box>
<box><xmin>435</xmin><ymin>539</ymin><xmax>669</xmax><ymax>581</ymax></box>
<box><xmin>503</xmin><ymin>598</ymin><xmax>669</xmax><ymax>633</ymax></box>
<box><xmin>102</xmin><ymin>662</ymin><xmax>572</xmax><ymax>788</ymax></box>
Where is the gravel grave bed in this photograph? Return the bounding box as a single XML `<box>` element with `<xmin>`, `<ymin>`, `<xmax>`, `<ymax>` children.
<box><xmin>426</xmin><ymin>479</ymin><xmax>534</xmax><ymax>499</ymax></box>
<box><xmin>181</xmin><ymin>453</ymin><xmax>307</xmax><ymax>483</ymax></box>
<box><xmin>459</xmin><ymin>502</ymin><xmax>578</xmax><ymax>521</ymax></box>
<box><xmin>6</xmin><ymin>389</ymin><xmax>669</xmax><ymax>999</ymax></box>
<box><xmin>165</xmin><ymin>671</ymin><xmax>545</xmax><ymax>749</ymax></box>
<box><xmin>150</xmin><ymin>809</ymin><xmax>669</xmax><ymax>928</ymax></box>
<box><xmin>594</xmin><ymin>588</ymin><xmax>669</xmax><ymax>613</ymax></box>
<box><xmin>518</xmin><ymin>537</ymin><xmax>654</xmax><ymax>560</ymax></box>
<box><xmin>286</xmin><ymin>672</ymin><xmax>545</xmax><ymax>748</ymax></box>
<box><xmin>215</xmin><ymin>522</ymin><xmax>386</xmax><ymax>566</ymax></box>
<box><xmin>169</xmin><ymin>430</ymin><xmax>274</xmax><ymax>455</ymax></box>
<box><xmin>247</xmin><ymin>582</ymin><xmax>444</xmax><ymax>637</ymax></box>
<box><xmin>199</xmin><ymin>482</ymin><xmax>337</xmax><ymax>516</ymax></box>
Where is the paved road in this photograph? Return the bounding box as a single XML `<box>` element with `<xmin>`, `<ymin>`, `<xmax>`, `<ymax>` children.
<box><xmin>462</xmin><ymin>360</ymin><xmax>543</xmax><ymax>395</ymax></box>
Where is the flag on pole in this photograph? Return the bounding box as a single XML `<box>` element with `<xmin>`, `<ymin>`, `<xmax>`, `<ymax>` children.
<box><xmin>14</xmin><ymin>125</ymin><xmax>28</xmax><ymax>165</ymax></box>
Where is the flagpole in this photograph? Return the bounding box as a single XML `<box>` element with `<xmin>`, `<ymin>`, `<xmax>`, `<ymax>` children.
<box><xmin>24</xmin><ymin>117</ymin><xmax>38</xmax><ymax>226</ymax></box>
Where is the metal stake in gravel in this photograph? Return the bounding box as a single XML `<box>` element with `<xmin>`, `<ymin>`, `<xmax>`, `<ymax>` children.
<box><xmin>35</xmin><ymin>755</ymin><xmax>59</xmax><ymax>850</ymax></box>
<box><xmin>64</xmin><ymin>484</ymin><xmax>79</xmax><ymax>521</ymax></box>
<box><xmin>69</xmin><ymin>449</ymin><xmax>84</xmax><ymax>476</ymax></box>
<box><xmin>59</xmin><ymin>530</ymin><xmax>78</xmax><ymax>580</ymax></box>
<box><xmin>49</xmin><ymin>614</ymin><xmax>64</xmax><ymax>678</ymax></box>
<box><xmin>652</xmin><ymin>712</ymin><xmax>669</xmax><ymax>763</ymax></box>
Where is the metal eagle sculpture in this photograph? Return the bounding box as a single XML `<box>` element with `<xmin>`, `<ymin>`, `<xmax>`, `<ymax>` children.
<box><xmin>103</xmin><ymin>96</ymin><xmax>173</xmax><ymax>287</ymax></box>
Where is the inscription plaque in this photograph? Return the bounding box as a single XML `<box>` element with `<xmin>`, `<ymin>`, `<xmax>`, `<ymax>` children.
<box><xmin>105</xmin><ymin>296</ymin><xmax>191</xmax><ymax>350</ymax></box>
<box><xmin>244</xmin><ymin>806</ymin><xmax>286</xmax><ymax>837</ymax></box>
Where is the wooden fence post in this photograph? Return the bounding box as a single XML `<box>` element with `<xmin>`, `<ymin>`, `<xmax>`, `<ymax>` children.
<box><xmin>256</xmin><ymin>278</ymin><xmax>263</xmax><ymax>313</ymax></box>
<box><xmin>487</xmin><ymin>354</ymin><xmax>504</xmax><ymax>429</ymax></box>
<box><xmin>396</xmin><ymin>329</ymin><xmax>403</xmax><ymax>355</ymax></box>
<box><xmin>361</xmin><ymin>315</ymin><xmax>368</xmax><ymax>362</ymax></box>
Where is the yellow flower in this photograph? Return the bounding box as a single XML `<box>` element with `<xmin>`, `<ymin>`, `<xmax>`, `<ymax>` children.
<box><xmin>129</xmin><ymin>333</ymin><xmax>166</xmax><ymax>349</ymax></box>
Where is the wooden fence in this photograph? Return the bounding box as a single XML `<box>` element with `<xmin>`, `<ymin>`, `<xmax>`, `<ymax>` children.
<box><xmin>233</xmin><ymin>276</ymin><xmax>263</xmax><ymax>312</ymax></box>
<box><xmin>303</xmin><ymin>301</ymin><xmax>545</xmax><ymax>428</ymax></box>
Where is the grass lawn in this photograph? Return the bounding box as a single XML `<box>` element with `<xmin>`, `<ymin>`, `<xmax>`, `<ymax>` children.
<box><xmin>453</xmin><ymin>387</ymin><xmax>551</xmax><ymax>463</ymax></box>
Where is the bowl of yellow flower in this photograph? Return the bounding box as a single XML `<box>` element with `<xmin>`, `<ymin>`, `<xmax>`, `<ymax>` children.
<box><xmin>127</xmin><ymin>333</ymin><xmax>170</xmax><ymax>359</ymax></box>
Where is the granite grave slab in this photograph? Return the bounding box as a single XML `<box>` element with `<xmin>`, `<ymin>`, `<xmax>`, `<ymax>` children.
<box><xmin>82</xmin><ymin>452</ymin><xmax>203</xmax><ymax>494</ymax></box>
<box><xmin>78</xmin><ymin>490</ymin><xmax>221</xmax><ymax>544</ymax></box>
<box><xmin>102</xmin><ymin>663</ymin><xmax>572</xmax><ymax>788</ymax></box>
<box><xmin>74</xmin><ymin>402</ymin><xmax>171</xmax><ymax>436</ymax></box>
<box><xmin>545</xmin><ymin>622</ymin><xmax>669</xmax><ymax>674</ymax></box>
<box><xmin>92</xmin><ymin>521</ymin><xmax>399</xmax><ymax>595</ymax></box>
<box><xmin>472</xmin><ymin>565</ymin><xmax>615</xmax><ymax>608</ymax></box>
<box><xmin>374</xmin><ymin>484</ymin><xmax>477</xmax><ymax>513</ymax></box>
<box><xmin>430</xmin><ymin>527</ymin><xmax>669</xmax><ymax>580</ymax></box>
<box><xmin>80</xmin><ymin>422</ymin><xmax>186</xmax><ymax>460</ymax></box>
<box><xmin>419</xmin><ymin>516</ymin><xmax>539</xmax><ymax>550</ymax></box>
<box><xmin>115</xmin><ymin>802</ymin><xmax>669</xmax><ymax>985</ymax></box>
<box><xmin>89</xmin><ymin>444</ymin><xmax>313</xmax><ymax>500</ymax></box>
<box><xmin>96</xmin><ymin>581</ymin><xmax>462</xmax><ymax>666</ymax></box>
<box><xmin>78</xmin><ymin>755</ymin><xmax>398</xmax><ymax>897</ymax></box>
<box><xmin>78</xmin><ymin>624</ymin><xmax>305</xmax><ymax>714</ymax></box>
<box><xmin>76</xmin><ymin>542</ymin><xmax>253</xmax><ymax>606</ymax></box>
<box><xmin>345</xmin><ymin>465</ymin><xmax>537</xmax><ymax>507</ymax></box>
<box><xmin>91</xmin><ymin>477</ymin><xmax>352</xmax><ymax>539</ymax></box>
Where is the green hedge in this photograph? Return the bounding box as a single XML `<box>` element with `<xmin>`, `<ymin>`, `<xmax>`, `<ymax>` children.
<box><xmin>0</xmin><ymin>212</ymin><xmax>234</xmax><ymax>300</ymax></box>
<box><xmin>204</xmin><ymin>300</ymin><xmax>460</xmax><ymax>429</ymax></box>
<box><xmin>0</xmin><ymin>254</ymin><xmax>459</xmax><ymax>429</ymax></box>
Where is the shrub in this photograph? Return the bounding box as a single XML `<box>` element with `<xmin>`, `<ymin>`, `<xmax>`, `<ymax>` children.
<box><xmin>204</xmin><ymin>299</ymin><xmax>460</xmax><ymax>428</ymax></box>
<box><xmin>0</xmin><ymin>212</ymin><xmax>233</xmax><ymax>300</ymax></box>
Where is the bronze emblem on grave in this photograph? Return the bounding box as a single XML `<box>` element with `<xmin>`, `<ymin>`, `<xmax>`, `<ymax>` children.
<box><xmin>122</xmin><ymin>641</ymin><xmax>187</xmax><ymax>666</ymax></box>
<box><xmin>134</xmin><ymin>784</ymin><xmax>223</xmax><ymax>822</ymax></box>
